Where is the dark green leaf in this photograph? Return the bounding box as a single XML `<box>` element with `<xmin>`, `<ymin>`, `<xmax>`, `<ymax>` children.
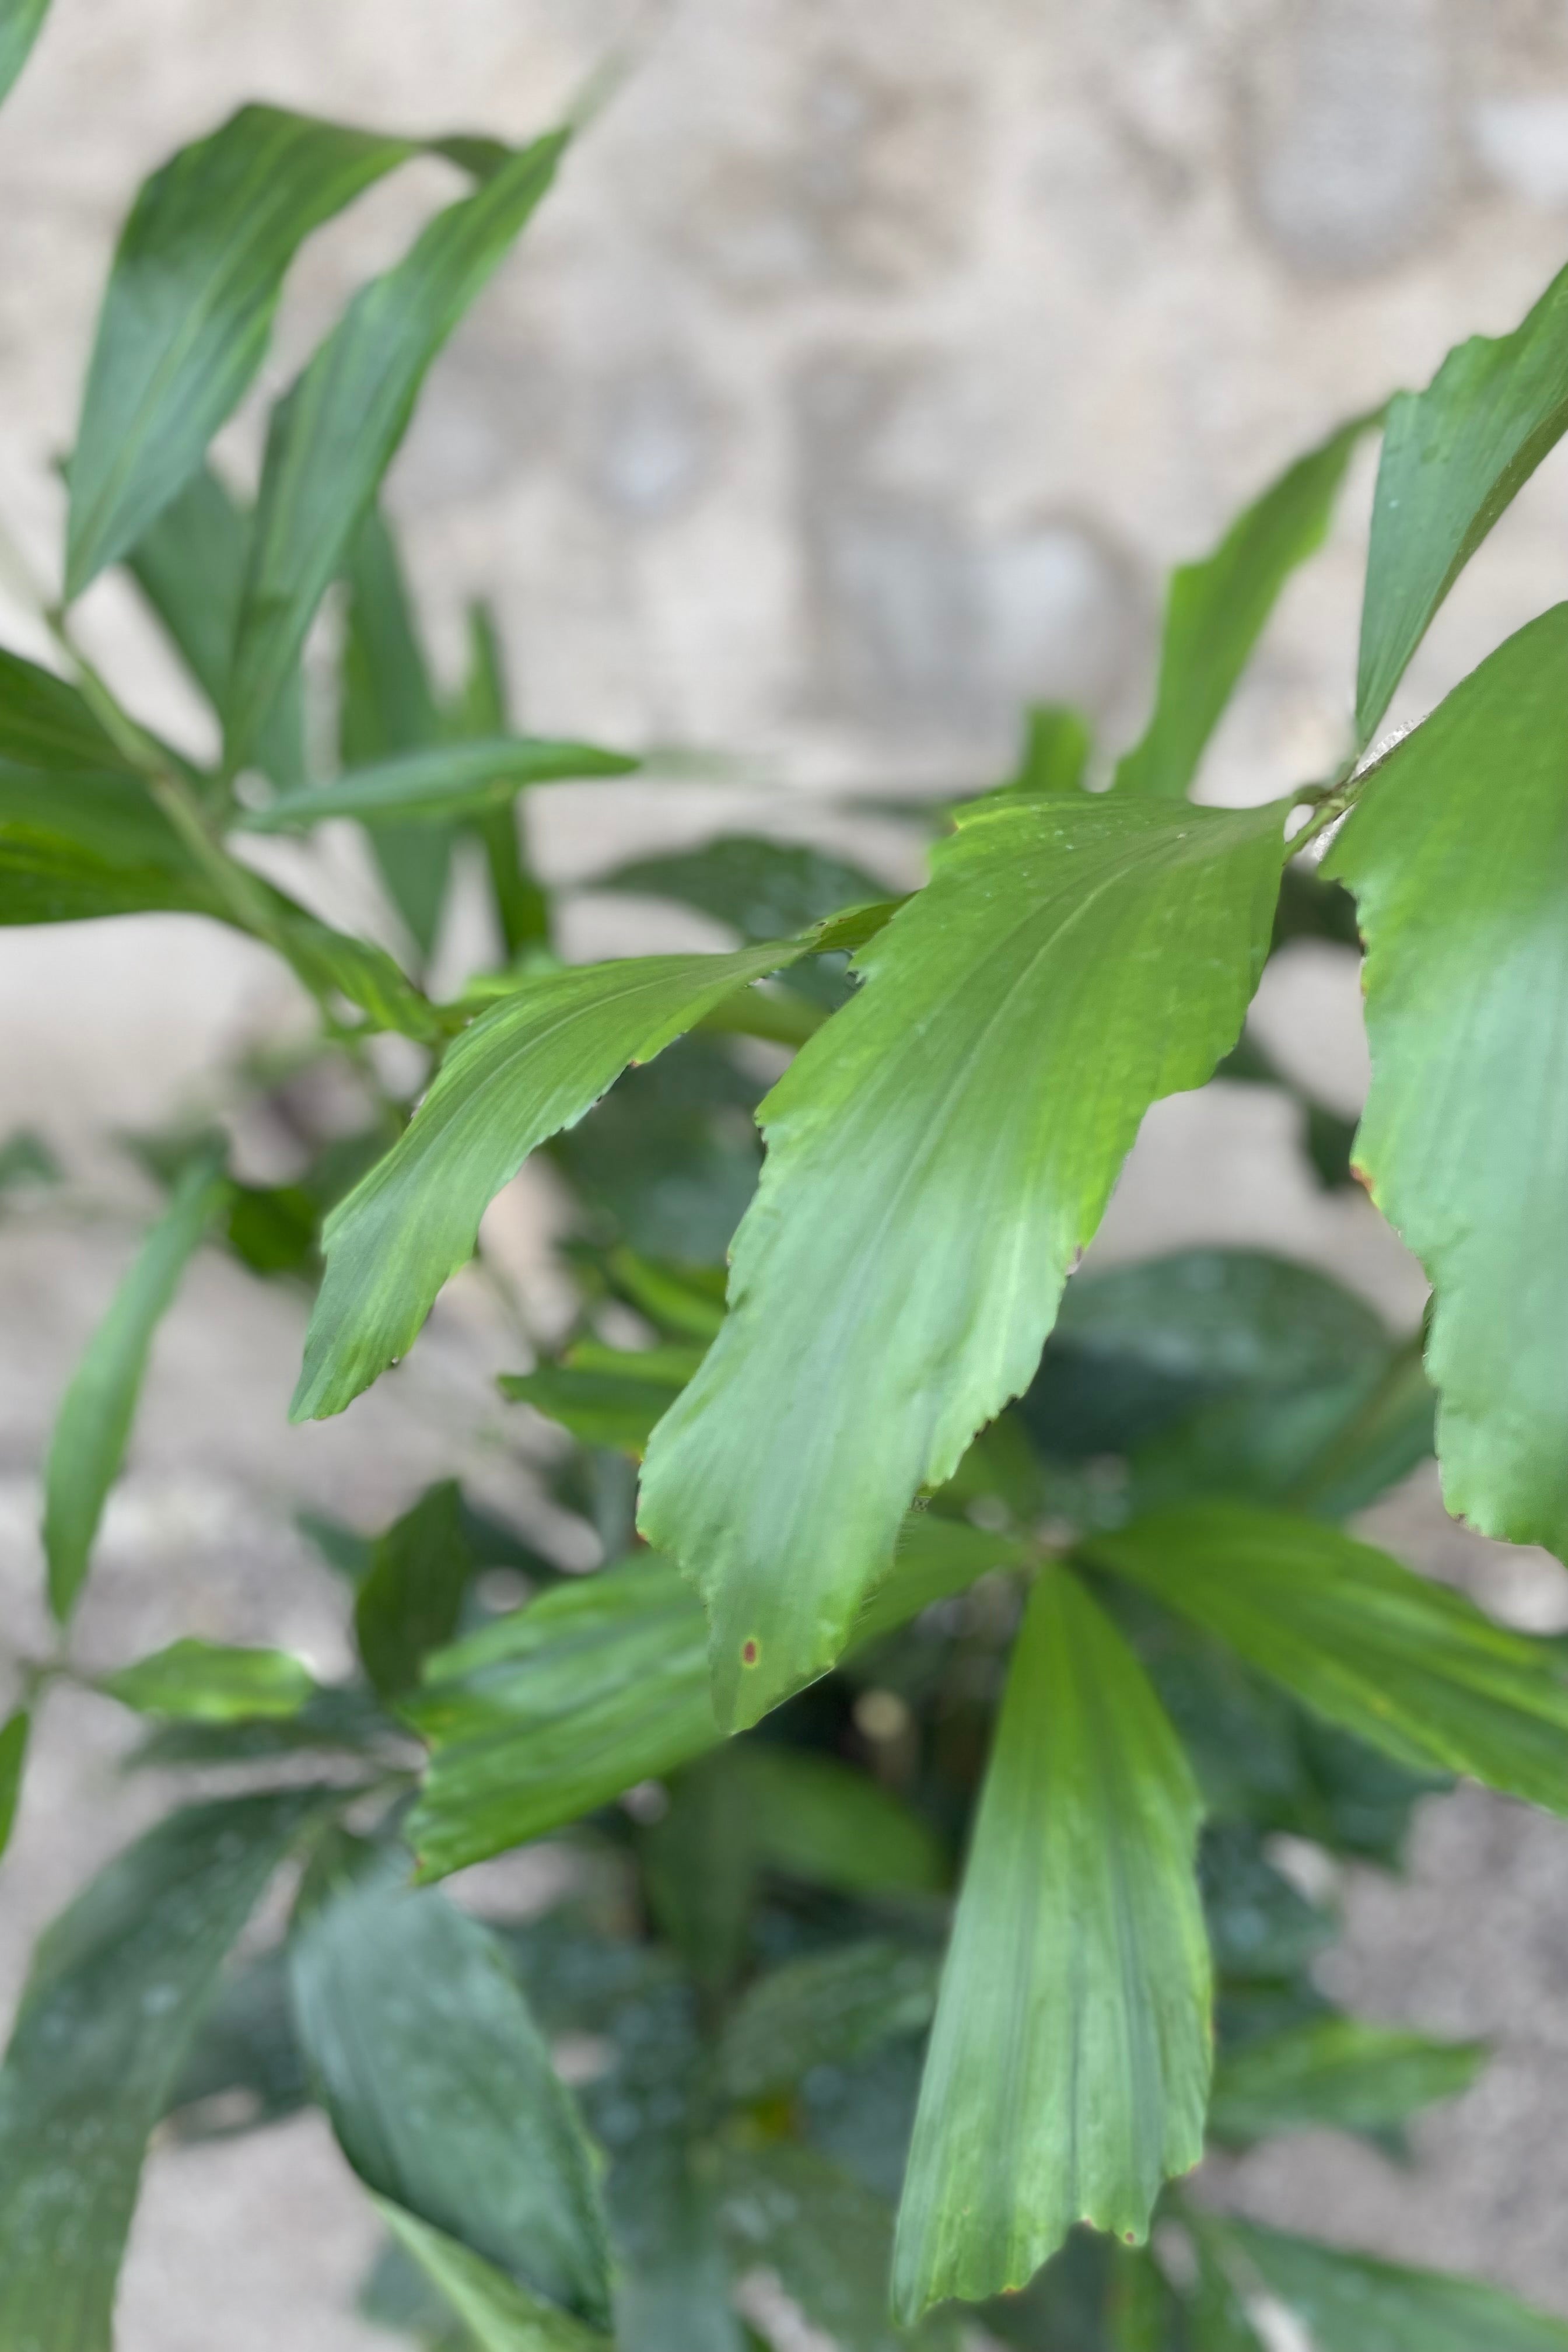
<box><xmin>1328</xmin><ymin>604</ymin><xmax>1568</xmax><ymax>1558</ymax></box>
<box><xmin>337</xmin><ymin>502</ymin><xmax>450</xmax><ymax>958</ymax></box>
<box><xmin>1208</xmin><ymin>2014</ymin><xmax>1486</xmax><ymax>2145</ymax></box>
<box><xmin>66</xmin><ymin>106</ymin><xmax>419</xmax><ymax>598</ymax></box>
<box><xmin>0</xmin><ymin>1129</ymin><xmax>60</xmax><ymax>1193</ymax></box>
<box><xmin>609</xmin><ymin>2133</ymin><xmax>742</xmax><ymax>2352</ymax></box>
<box><xmin>0</xmin><ymin>1790</ymin><xmax>328</xmax><ymax>2352</ymax></box>
<box><xmin>1211</xmin><ymin>2217</ymin><xmax>1568</xmax><ymax>2352</ymax></box>
<box><xmin>1115</xmin><ymin>415</ymin><xmax>1368</xmax><ymax>800</ymax></box>
<box><xmin>1189</xmin><ymin>2238</ymin><xmax>1267</xmax><ymax>2352</ymax></box>
<box><xmin>355</xmin><ymin>1480</ymin><xmax>473</xmax><ymax>1702</ymax></box>
<box><xmin>223</xmin><ymin>1179</ymin><xmax>318</xmax><ymax>1276</ymax></box>
<box><xmin>500</xmin><ymin>1361</ymin><xmax>691</xmax><ymax>1453</ymax></box>
<box><xmin>0</xmin><ymin>1710</ymin><xmax>29</xmax><ymax>1863</ymax></box>
<box><xmin>225</xmin><ymin>132</ymin><xmax>566</xmax><ymax>771</ymax></box>
<box><xmin>0</xmin><ymin>0</ymin><xmax>49</xmax><ymax>107</ymax></box>
<box><xmin>360</xmin><ymin>2237</ymin><xmax>471</xmax><ymax>2351</ymax></box>
<box><xmin>718</xmin><ymin>1940</ymin><xmax>940</xmax><ymax>2104</ymax></box>
<box><xmin>166</xmin><ymin>1945</ymin><xmax>308</xmax><ymax>2137</ymax></box>
<box><xmin>99</xmin><ymin>1637</ymin><xmax>316</xmax><ymax>1722</ymax></box>
<box><xmin>456</xmin><ymin>599</ymin><xmax>549</xmax><ymax>957</ymax></box>
<box><xmin>597</xmin><ymin>835</ymin><xmax>883</xmax><ymax>943</ymax></box>
<box><xmin>891</xmin><ymin>1569</ymin><xmax>1210</xmax><ymax>2317</ymax></box>
<box><xmin>292</xmin><ymin>936</ymin><xmax>818</xmax><ymax>1423</ymax></box>
<box><xmin>641</xmin><ymin>1751</ymin><xmax>758</xmax><ymax>1992</ymax></box>
<box><xmin>290</xmin><ymin>1863</ymin><xmax>610</xmax><ymax>2325</ymax></box>
<box><xmin>1200</xmin><ymin>1823</ymin><xmax>1335</xmax><ymax>1982</ymax></box>
<box><xmin>720</xmin><ymin>2142</ymin><xmax>944</xmax><ymax>2352</ymax></box>
<box><xmin>1005</xmin><ymin>702</ymin><xmax>1091</xmax><ymax>796</ymax></box>
<box><xmin>1087</xmin><ymin>1501</ymin><xmax>1568</xmax><ymax>1811</ymax></box>
<box><xmin>0</xmin><ymin>645</ymin><xmax>139</xmax><ymax>772</ymax></box>
<box><xmin>372</xmin><ymin>2199</ymin><xmax>611</xmax><ymax>2352</ymax></box>
<box><xmin>1105</xmin><ymin>2244</ymin><xmax>1183</xmax><ymax>2352</ymax></box>
<box><xmin>549</xmin><ymin>1032</ymin><xmax>763</xmax><ymax>1263</ymax></box>
<box><xmin>405</xmin><ymin>1555</ymin><xmax>718</xmax><ymax>1880</ymax></box>
<box><xmin>1357</xmin><ymin>263</ymin><xmax>1568</xmax><ymax>743</ymax></box>
<box><xmin>641</xmin><ymin>793</ymin><xmax>1289</xmax><ymax>1727</ymax></box>
<box><xmin>42</xmin><ymin>1146</ymin><xmax>228</xmax><ymax>1620</ymax></box>
<box><xmin>124</xmin><ymin>1682</ymin><xmax>388</xmax><ymax>1770</ymax></box>
<box><xmin>268</xmin><ymin>897</ymin><xmax>443</xmax><ymax>1041</ymax></box>
<box><xmin>125</xmin><ymin>464</ymin><xmax>305</xmax><ymax>786</ymax></box>
<box><xmin>250</xmin><ymin>735</ymin><xmax>640</xmax><ymax>832</ymax></box>
<box><xmin>738</xmin><ymin>1745</ymin><xmax>946</xmax><ymax>1895</ymax></box>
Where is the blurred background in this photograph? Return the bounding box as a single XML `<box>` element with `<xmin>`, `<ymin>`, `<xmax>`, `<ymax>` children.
<box><xmin>2</xmin><ymin>1</ymin><xmax>1568</xmax><ymax>2344</ymax></box>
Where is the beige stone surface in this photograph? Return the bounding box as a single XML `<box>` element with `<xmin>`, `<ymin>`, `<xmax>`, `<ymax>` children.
<box><xmin>2</xmin><ymin>0</ymin><xmax>1568</xmax><ymax>2342</ymax></box>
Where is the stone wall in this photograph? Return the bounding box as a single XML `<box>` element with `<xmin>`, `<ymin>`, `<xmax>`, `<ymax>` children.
<box><xmin>2</xmin><ymin>2</ymin><xmax>1567</xmax><ymax>2345</ymax></box>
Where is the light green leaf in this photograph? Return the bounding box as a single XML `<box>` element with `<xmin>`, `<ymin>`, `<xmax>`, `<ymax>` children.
<box><xmin>1115</xmin><ymin>416</ymin><xmax>1368</xmax><ymax>800</ymax></box>
<box><xmin>640</xmin><ymin>790</ymin><xmax>1289</xmax><ymax>1727</ymax></box>
<box><xmin>1209</xmin><ymin>2015</ymin><xmax>1486</xmax><ymax>2145</ymax></box>
<box><xmin>499</xmin><ymin>1360</ymin><xmax>691</xmax><ymax>1453</ymax></box>
<box><xmin>373</xmin><ymin>2200</ymin><xmax>611</xmax><ymax>2352</ymax></box>
<box><xmin>718</xmin><ymin>1940</ymin><xmax>940</xmax><ymax>2104</ymax></box>
<box><xmin>292</xmin><ymin>936</ymin><xmax>815</xmax><ymax>1423</ymax></box>
<box><xmin>1005</xmin><ymin>702</ymin><xmax>1091</xmax><ymax>795</ymax></box>
<box><xmin>1328</xmin><ymin>604</ymin><xmax>1568</xmax><ymax>1559</ymax></box>
<box><xmin>42</xmin><ymin>1147</ymin><xmax>228</xmax><ymax>1620</ymax></box>
<box><xmin>244</xmin><ymin>734</ymin><xmax>638</xmax><ymax>831</ymax></box>
<box><xmin>0</xmin><ymin>1790</ymin><xmax>328</xmax><ymax>2352</ymax></box>
<box><xmin>1086</xmin><ymin>1500</ymin><xmax>1568</xmax><ymax>1811</ymax></box>
<box><xmin>0</xmin><ymin>0</ymin><xmax>48</xmax><ymax>108</ymax></box>
<box><xmin>891</xmin><ymin>1568</ymin><xmax>1210</xmax><ymax>2318</ymax></box>
<box><xmin>1212</xmin><ymin>2217</ymin><xmax>1568</xmax><ymax>2352</ymax></box>
<box><xmin>99</xmin><ymin>1637</ymin><xmax>317</xmax><ymax>1723</ymax></box>
<box><xmin>124</xmin><ymin>463</ymin><xmax>306</xmax><ymax>787</ymax></box>
<box><xmin>0</xmin><ymin>1710</ymin><xmax>29</xmax><ymax>1863</ymax></box>
<box><xmin>290</xmin><ymin>1866</ymin><xmax>610</xmax><ymax>2325</ymax></box>
<box><xmin>225</xmin><ymin>131</ymin><xmax>566</xmax><ymax>772</ymax></box>
<box><xmin>1357</xmin><ymin>262</ymin><xmax>1568</xmax><ymax>743</ymax></box>
<box><xmin>354</xmin><ymin>1480</ymin><xmax>472</xmax><ymax>1701</ymax></box>
<box><xmin>66</xmin><ymin>106</ymin><xmax>421</xmax><ymax>598</ymax></box>
<box><xmin>268</xmin><ymin>898</ymin><xmax>443</xmax><ymax>1042</ymax></box>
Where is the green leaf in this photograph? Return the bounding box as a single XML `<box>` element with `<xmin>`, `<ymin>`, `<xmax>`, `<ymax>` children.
<box><xmin>225</xmin><ymin>131</ymin><xmax>566</xmax><ymax>772</ymax></box>
<box><xmin>1210</xmin><ymin>2217</ymin><xmax>1568</xmax><ymax>2352</ymax></box>
<box><xmin>641</xmin><ymin>791</ymin><xmax>1289</xmax><ymax>1727</ymax></box>
<box><xmin>1115</xmin><ymin>415</ymin><xmax>1368</xmax><ymax>800</ymax></box>
<box><xmin>0</xmin><ymin>1710</ymin><xmax>29</xmax><ymax>1863</ymax></box>
<box><xmin>124</xmin><ymin>463</ymin><xmax>305</xmax><ymax>787</ymax></box>
<box><xmin>609</xmin><ymin>2134</ymin><xmax>743</xmax><ymax>2352</ymax></box>
<box><xmin>720</xmin><ymin>2143</ymin><xmax>941</xmax><ymax>2352</ymax></box>
<box><xmin>1086</xmin><ymin>1501</ymin><xmax>1568</xmax><ymax>1811</ymax></box>
<box><xmin>891</xmin><ymin>1568</ymin><xmax>1210</xmax><ymax>2318</ymax></box>
<box><xmin>1200</xmin><ymin>1823</ymin><xmax>1334</xmax><ymax>1982</ymax></box>
<box><xmin>290</xmin><ymin>1864</ymin><xmax>610</xmax><ymax>2325</ymax></box>
<box><xmin>42</xmin><ymin>1147</ymin><xmax>228</xmax><ymax>1620</ymax></box>
<box><xmin>65</xmin><ymin>106</ymin><xmax>420</xmax><ymax>598</ymax></box>
<box><xmin>1357</xmin><ymin>263</ymin><xmax>1568</xmax><ymax>743</ymax></box>
<box><xmin>456</xmin><ymin>599</ymin><xmax>550</xmax><ymax>958</ymax></box>
<box><xmin>0</xmin><ymin>0</ymin><xmax>48</xmax><ymax>108</ymax></box>
<box><xmin>1189</xmin><ymin>2238</ymin><xmax>1268</xmax><ymax>2352</ymax></box>
<box><xmin>337</xmin><ymin>502</ymin><xmax>450</xmax><ymax>959</ymax></box>
<box><xmin>499</xmin><ymin>1361</ymin><xmax>691</xmax><ymax>1453</ymax></box>
<box><xmin>245</xmin><ymin>734</ymin><xmax>638</xmax><ymax>831</ymax></box>
<box><xmin>718</xmin><ymin>1939</ymin><xmax>940</xmax><ymax>2104</ymax></box>
<box><xmin>268</xmin><ymin>897</ymin><xmax>443</xmax><ymax>1041</ymax></box>
<box><xmin>640</xmin><ymin>1751</ymin><xmax>758</xmax><ymax>1993</ymax></box>
<box><xmin>0</xmin><ymin>1128</ymin><xmax>60</xmax><ymax>1193</ymax></box>
<box><xmin>1106</xmin><ymin>2244</ymin><xmax>1184</xmax><ymax>2352</ymax></box>
<box><xmin>0</xmin><ymin>827</ymin><xmax>218</xmax><ymax>925</ymax></box>
<box><xmin>1005</xmin><ymin>702</ymin><xmax>1091</xmax><ymax>796</ymax></box>
<box><xmin>737</xmin><ymin>1744</ymin><xmax>946</xmax><ymax>1894</ymax></box>
<box><xmin>292</xmin><ymin>936</ymin><xmax>818</xmax><ymax>1423</ymax></box>
<box><xmin>1328</xmin><ymin>604</ymin><xmax>1568</xmax><ymax>1558</ymax></box>
<box><xmin>1209</xmin><ymin>2013</ymin><xmax>1485</xmax><ymax>2146</ymax></box>
<box><xmin>373</xmin><ymin>2200</ymin><xmax>611</xmax><ymax>2352</ymax></box>
<box><xmin>405</xmin><ymin>1555</ymin><xmax>719</xmax><ymax>1881</ymax></box>
<box><xmin>406</xmin><ymin>1522</ymin><xmax>1024</xmax><ymax>1881</ymax></box>
<box><xmin>0</xmin><ymin>1790</ymin><xmax>328</xmax><ymax>2352</ymax></box>
<box><xmin>0</xmin><ymin>645</ymin><xmax>139</xmax><ymax>772</ymax></box>
<box><xmin>354</xmin><ymin>1480</ymin><xmax>473</xmax><ymax>1702</ymax></box>
<box><xmin>597</xmin><ymin>835</ymin><xmax>884</xmax><ymax>942</ymax></box>
<box><xmin>165</xmin><ymin>1945</ymin><xmax>309</xmax><ymax>2137</ymax></box>
<box><xmin>99</xmin><ymin>1637</ymin><xmax>317</xmax><ymax>1722</ymax></box>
